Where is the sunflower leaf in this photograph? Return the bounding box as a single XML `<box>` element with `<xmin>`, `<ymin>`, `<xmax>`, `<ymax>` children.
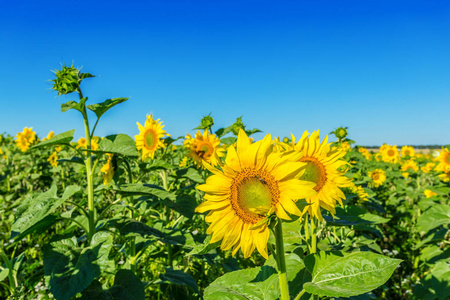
<box><xmin>303</xmin><ymin>251</ymin><xmax>401</xmax><ymax>297</ymax></box>
<box><xmin>416</xmin><ymin>204</ymin><xmax>450</xmax><ymax>234</ymax></box>
<box><xmin>98</xmin><ymin>134</ymin><xmax>139</xmax><ymax>157</ymax></box>
<box><xmin>60</xmin><ymin>97</ymin><xmax>88</xmax><ymax>113</ymax></box>
<box><xmin>87</xmin><ymin>97</ymin><xmax>129</xmax><ymax>119</ymax></box>
<box><xmin>31</xmin><ymin>129</ymin><xmax>75</xmax><ymax>149</ymax></box>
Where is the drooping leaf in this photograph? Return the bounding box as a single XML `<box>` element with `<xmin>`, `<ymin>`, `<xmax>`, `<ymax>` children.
<box><xmin>417</xmin><ymin>204</ymin><xmax>450</xmax><ymax>234</ymax></box>
<box><xmin>87</xmin><ymin>98</ymin><xmax>129</xmax><ymax>119</ymax></box>
<box><xmin>324</xmin><ymin>206</ymin><xmax>390</xmax><ymax>226</ymax></box>
<box><xmin>303</xmin><ymin>251</ymin><xmax>402</xmax><ymax>297</ymax></box>
<box><xmin>31</xmin><ymin>129</ymin><xmax>75</xmax><ymax>149</ymax></box>
<box><xmin>431</xmin><ymin>261</ymin><xmax>450</xmax><ymax>300</ymax></box>
<box><xmin>61</xmin><ymin>97</ymin><xmax>88</xmax><ymax>113</ymax></box>
<box><xmin>57</xmin><ymin>156</ymin><xmax>85</xmax><ymax>165</ymax></box>
<box><xmin>157</xmin><ymin>268</ymin><xmax>199</xmax><ymax>293</ymax></box>
<box><xmin>106</xmin><ymin>183</ymin><xmax>176</xmax><ymax>200</ymax></box>
<box><xmin>106</xmin><ymin>217</ymin><xmax>164</xmax><ymax>239</ymax></box>
<box><xmin>161</xmin><ymin>194</ymin><xmax>197</xmax><ymax>218</ymax></box>
<box><xmin>98</xmin><ymin>134</ymin><xmax>139</xmax><ymax>157</ymax></box>
<box><xmin>11</xmin><ymin>185</ymin><xmax>82</xmax><ymax>236</ymax></box>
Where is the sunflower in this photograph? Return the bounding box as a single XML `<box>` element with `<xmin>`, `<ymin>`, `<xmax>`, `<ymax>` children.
<box><xmin>434</xmin><ymin>148</ymin><xmax>450</xmax><ymax>172</ymax></box>
<box><xmin>15</xmin><ymin>127</ymin><xmax>37</xmax><ymax>152</ymax></box>
<box><xmin>91</xmin><ymin>136</ymin><xmax>100</xmax><ymax>151</ymax></box>
<box><xmin>100</xmin><ymin>154</ymin><xmax>115</xmax><ymax>185</ymax></box>
<box><xmin>195</xmin><ymin>130</ymin><xmax>316</xmax><ymax>259</ymax></box>
<box><xmin>402</xmin><ymin>172</ymin><xmax>410</xmax><ymax>179</ymax></box>
<box><xmin>401</xmin><ymin>159</ymin><xmax>419</xmax><ymax>172</ymax></box>
<box><xmin>340</xmin><ymin>141</ymin><xmax>351</xmax><ymax>152</ymax></box>
<box><xmin>135</xmin><ymin>114</ymin><xmax>170</xmax><ymax>160</ymax></box>
<box><xmin>368</xmin><ymin>169</ymin><xmax>386</xmax><ymax>187</ymax></box>
<box><xmin>401</xmin><ymin>146</ymin><xmax>415</xmax><ymax>158</ymax></box>
<box><xmin>287</xmin><ymin>131</ymin><xmax>354</xmax><ymax>220</ymax></box>
<box><xmin>381</xmin><ymin>145</ymin><xmax>399</xmax><ymax>163</ymax></box>
<box><xmin>184</xmin><ymin>130</ymin><xmax>225</xmax><ymax>168</ymax></box>
<box><xmin>421</xmin><ymin>162</ymin><xmax>435</xmax><ymax>173</ymax></box>
<box><xmin>43</xmin><ymin>131</ymin><xmax>55</xmax><ymax>141</ymax></box>
<box><xmin>423</xmin><ymin>189</ymin><xmax>437</xmax><ymax>198</ymax></box>
<box><xmin>352</xmin><ymin>185</ymin><xmax>369</xmax><ymax>202</ymax></box>
<box><xmin>47</xmin><ymin>151</ymin><xmax>58</xmax><ymax>167</ymax></box>
<box><xmin>76</xmin><ymin>137</ymin><xmax>87</xmax><ymax>149</ymax></box>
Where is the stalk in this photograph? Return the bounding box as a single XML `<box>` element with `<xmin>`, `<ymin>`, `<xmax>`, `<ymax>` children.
<box><xmin>274</xmin><ymin>219</ymin><xmax>289</xmax><ymax>300</ymax></box>
<box><xmin>311</xmin><ymin>217</ymin><xmax>317</xmax><ymax>254</ymax></box>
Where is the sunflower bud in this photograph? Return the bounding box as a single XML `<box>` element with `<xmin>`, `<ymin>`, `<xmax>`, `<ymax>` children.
<box><xmin>51</xmin><ymin>64</ymin><xmax>94</xmax><ymax>96</ymax></box>
<box><xmin>334</xmin><ymin>127</ymin><xmax>348</xmax><ymax>140</ymax></box>
<box><xmin>200</xmin><ymin>114</ymin><xmax>214</xmax><ymax>130</ymax></box>
<box><xmin>231</xmin><ymin>116</ymin><xmax>245</xmax><ymax>135</ymax></box>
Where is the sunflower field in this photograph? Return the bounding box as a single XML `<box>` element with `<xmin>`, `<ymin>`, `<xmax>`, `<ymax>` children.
<box><xmin>0</xmin><ymin>65</ymin><xmax>449</xmax><ymax>300</ymax></box>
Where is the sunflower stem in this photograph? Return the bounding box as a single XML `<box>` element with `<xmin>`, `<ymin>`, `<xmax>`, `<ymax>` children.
<box><xmin>304</xmin><ymin>214</ymin><xmax>312</xmax><ymax>254</ymax></box>
<box><xmin>274</xmin><ymin>219</ymin><xmax>290</xmax><ymax>300</ymax></box>
<box><xmin>311</xmin><ymin>217</ymin><xmax>317</xmax><ymax>254</ymax></box>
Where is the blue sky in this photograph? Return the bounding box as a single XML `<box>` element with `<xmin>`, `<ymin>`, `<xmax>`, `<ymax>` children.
<box><xmin>1</xmin><ymin>0</ymin><xmax>449</xmax><ymax>146</ymax></box>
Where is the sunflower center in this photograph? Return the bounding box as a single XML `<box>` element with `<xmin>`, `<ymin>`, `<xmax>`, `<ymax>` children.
<box><xmin>230</xmin><ymin>168</ymin><xmax>279</xmax><ymax>224</ymax></box>
<box><xmin>372</xmin><ymin>173</ymin><xmax>380</xmax><ymax>181</ymax></box>
<box><xmin>195</xmin><ymin>142</ymin><xmax>213</xmax><ymax>159</ymax></box>
<box><xmin>404</xmin><ymin>150</ymin><xmax>410</xmax><ymax>156</ymax></box>
<box><xmin>444</xmin><ymin>153</ymin><xmax>450</xmax><ymax>165</ymax></box>
<box><xmin>144</xmin><ymin>129</ymin><xmax>158</xmax><ymax>150</ymax></box>
<box><xmin>299</xmin><ymin>156</ymin><xmax>327</xmax><ymax>192</ymax></box>
<box><xmin>387</xmin><ymin>149</ymin><xmax>396</xmax><ymax>157</ymax></box>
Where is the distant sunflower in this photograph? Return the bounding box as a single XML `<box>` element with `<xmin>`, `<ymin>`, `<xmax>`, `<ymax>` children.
<box><xmin>288</xmin><ymin>131</ymin><xmax>354</xmax><ymax>220</ymax></box>
<box><xmin>135</xmin><ymin>114</ymin><xmax>170</xmax><ymax>160</ymax></box>
<box><xmin>43</xmin><ymin>131</ymin><xmax>55</xmax><ymax>141</ymax></box>
<box><xmin>402</xmin><ymin>172</ymin><xmax>410</xmax><ymax>179</ymax></box>
<box><xmin>381</xmin><ymin>145</ymin><xmax>399</xmax><ymax>163</ymax></box>
<box><xmin>47</xmin><ymin>151</ymin><xmax>58</xmax><ymax>167</ymax></box>
<box><xmin>423</xmin><ymin>189</ymin><xmax>437</xmax><ymax>198</ymax></box>
<box><xmin>184</xmin><ymin>130</ymin><xmax>225</xmax><ymax>168</ymax></box>
<box><xmin>368</xmin><ymin>169</ymin><xmax>386</xmax><ymax>187</ymax></box>
<box><xmin>434</xmin><ymin>148</ymin><xmax>450</xmax><ymax>172</ymax></box>
<box><xmin>401</xmin><ymin>159</ymin><xmax>419</xmax><ymax>172</ymax></box>
<box><xmin>76</xmin><ymin>137</ymin><xmax>87</xmax><ymax>149</ymax></box>
<box><xmin>401</xmin><ymin>146</ymin><xmax>415</xmax><ymax>158</ymax></box>
<box><xmin>91</xmin><ymin>136</ymin><xmax>100</xmax><ymax>151</ymax></box>
<box><xmin>352</xmin><ymin>185</ymin><xmax>369</xmax><ymax>202</ymax></box>
<box><xmin>421</xmin><ymin>162</ymin><xmax>435</xmax><ymax>173</ymax></box>
<box><xmin>100</xmin><ymin>154</ymin><xmax>115</xmax><ymax>185</ymax></box>
<box><xmin>195</xmin><ymin>130</ymin><xmax>316</xmax><ymax>259</ymax></box>
<box><xmin>15</xmin><ymin>127</ymin><xmax>37</xmax><ymax>152</ymax></box>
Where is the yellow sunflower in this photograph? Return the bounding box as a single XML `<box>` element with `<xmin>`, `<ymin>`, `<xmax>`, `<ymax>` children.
<box><xmin>421</xmin><ymin>162</ymin><xmax>435</xmax><ymax>173</ymax></box>
<box><xmin>100</xmin><ymin>154</ymin><xmax>114</xmax><ymax>185</ymax></box>
<box><xmin>43</xmin><ymin>131</ymin><xmax>55</xmax><ymax>141</ymax></box>
<box><xmin>15</xmin><ymin>127</ymin><xmax>37</xmax><ymax>152</ymax></box>
<box><xmin>287</xmin><ymin>131</ymin><xmax>354</xmax><ymax>220</ymax></box>
<box><xmin>401</xmin><ymin>146</ymin><xmax>415</xmax><ymax>158</ymax></box>
<box><xmin>381</xmin><ymin>145</ymin><xmax>399</xmax><ymax>163</ymax></box>
<box><xmin>434</xmin><ymin>148</ymin><xmax>450</xmax><ymax>172</ymax></box>
<box><xmin>135</xmin><ymin>114</ymin><xmax>170</xmax><ymax>160</ymax></box>
<box><xmin>184</xmin><ymin>130</ymin><xmax>225</xmax><ymax>168</ymax></box>
<box><xmin>368</xmin><ymin>169</ymin><xmax>386</xmax><ymax>187</ymax></box>
<box><xmin>423</xmin><ymin>189</ymin><xmax>437</xmax><ymax>198</ymax></box>
<box><xmin>352</xmin><ymin>185</ymin><xmax>369</xmax><ymax>202</ymax></box>
<box><xmin>76</xmin><ymin>137</ymin><xmax>87</xmax><ymax>149</ymax></box>
<box><xmin>401</xmin><ymin>159</ymin><xmax>419</xmax><ymax>172</ymax></box>
<box><xmin>47</xmin><ymin>151</ymin><xmax>58</xmax><ymax>167</ymax></box>
<box><xmin>91</xmin><ymin>136</ymin><xmax>100</xmax><ymax>151</ymax></box>
<box><xmin>195</xmin><ymin>130</ymin><xmax>316</xmax><ymax>259</ymax></box>
<box><xmin>402</xmin><ymin>172</ymin><xmax>410</xmax><ymax>179</ymax></box>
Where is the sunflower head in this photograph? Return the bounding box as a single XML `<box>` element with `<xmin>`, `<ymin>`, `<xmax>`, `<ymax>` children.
<box><xmin>76</xmin><ymin>137</ymin><xmax>87</xmax><ymax>149</ymax></box>
<box><xmin>43</xmin><ymin>131</ymin><xmax>55</xmax><ymax>142</ymax></box>
<box><xmin>231</xmin><ymin>116</ymin><xmax>246</xmax><ymax>135</ymax></box>
<box><xmin>401</xmin><ymin>146</ymin><xmax>415</xmax><ymax>158</ymax></box>
<box><xmin>423</xmin><ymin>189</ymin><xmax>437</xmax><ymax>198</ymax></box>
<box><xmin>381</xmin><ymin>145</ymin><xmax>399</xmax><ymax>163</ymax></box>
<box><xmin>401</xmin><ymin>159</ymin><xmax>419</xmax><ymax>172</ymax></box>
<box><xmin>47</xmin><ymin>151</ymin><xmax>58</xmax><ymax>167</ymax></box>
<box><xmin>333</xmin><ymin>127</ymin><xmax>348</xmax><ymax>140</ymax></box>
<box><xmin>197</xmin><ymin>113</ymin><xmax>215</xmax><ymax>131</ymax></box>
<box><xmin>184</xmin><ymin>130</ymin><xmax>224</xmax><ymax>168</ymax></box>
<box><xmin>100</xmin><ymin>153</ymin><xmax>116</xmax><ymax>185</ymax></box>
<box><xmin>135</xmin><ymin>114</ymin><xmax>170</xmax><ymax>160</ymax></box>
<box><xmin>435</xmin><ymin>148</ymin><xmax>450</xmax><ymax>172</ymax></box>
<box><xmin>195</xmin><ymin>130</ymin><xmax>316</xmax><ymax>259</ymax></box>
<box><xmin>368</xmin><ymin>169</ymin><xmax>386</xmax><ymax>187</ymax></box>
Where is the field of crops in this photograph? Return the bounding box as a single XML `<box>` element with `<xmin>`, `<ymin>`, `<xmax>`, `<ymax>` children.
<box><xmin>1</xmin><ymin>66</ymin><xmax>449</xmax><ymax>300</ymax></box>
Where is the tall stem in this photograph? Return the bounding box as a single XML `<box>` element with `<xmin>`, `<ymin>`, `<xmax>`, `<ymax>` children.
<box><xmin>80</xmin><ymin>89</ymin><xmax>95</xmax><ymax>244</ymax></box>
<box><xmin>311</xmin><ymin>217</ymin><xmax>317</xmax><ymax>254</ymax></box>
<box><xmin>274</xmin><ymin>220</ymin><xmax>289</xmax><ymax>300</ymax></box>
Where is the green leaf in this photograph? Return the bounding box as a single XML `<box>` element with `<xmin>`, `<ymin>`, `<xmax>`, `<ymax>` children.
<box><xmin>157</xmin><ymin>268</ymin><xmax>199</xmax><ymax>293</ymax></box>
<box><xmin>417</xmin><ymin>204</ymin><xmax>450</xmax><ymax>233</ymax></box>
<box><xmin>31</xmin><ymin>129</ymin><xmax>75</xmax><ymax>149</ymax></box>
<box><xmin>106</xmin><ymin>183</ymin><xmax>176</xmax><ymax>200</ymax></box>
<box><xmin>431</xmin><ymin>261</ymin><xmax>450</xmax><ymax>300</ymax></box>
<box><xmin>87</xmin><ymin>98</ymin><xmax>129</xmax><ymax>119</ymax></box>
<box><xmin>61</xmin><ymin>97</ymin><xmax>88</xmax><ymax>113</ymax></box>
<box><xmin>0</xmin><ymin>267</ymin><xmax>9</xmax><ymax>282</ymax></box>
<box><xmin>414</xmin><ymin>228</ymin><xmax>447</xmax><ymax>250</ymax></box>
<box><xmin>324</xmin><ymin>206</ymin><xmax>390</xmax><ymax>226</ymax></box>
<box><xmin>98</xmin><ymin>134</ymin><xmax>139</xmax><ymax>157</ymax></box>
<box><xmin>175</xmin><ymin>168</ymin><xmax>204</xmax><ymax>183</ymax></box>
<box><xmin>204</xmin><ymin>265</ymin><xmax>279</xmax><ymax>300</ymax></box>
<box><xmin>303</xmin><ymin>251</ymin><xmax>402</xmax><ymax>297</ymax></box>
<box><xmin>161</xmin><ymin>194</ymin><xmax>197</xmax><ymax>219</ymax></box>
<box><xmin>187</xmin><ymin>235</ymin><xmax>221</xmax><ymax>256</ymax></box>
<box><xmin>44</xmin><ymin>232</ymin><xmax>113</xmax><ymax>300</ymax></box>
<box><xmin>146</xmin><ymin>159</ymin><xmax>172</xmax><ymax>171</ymax></box>
<box><xmin>57</xmin><ymin>156</ymin><xmax>85</xmax><ymax>165</ymax></box>
<box><xmin>220</xmin><ymin>137</ymin><xmax>237</xmax><ymax>145</ymax></box>
<box><xmin>106</xmin><ymin>217</ymin><xmax>164</xmax><ymax>239</ymax></box>
<box><xmin>11</xmin><ymin>185</ymin><xmax>81</xmax><ymax>236</ymax></box>
<box><xmin>108</xmin><ymin>269</ymin><xmax>145</xmax><ymax>300</ymax></box>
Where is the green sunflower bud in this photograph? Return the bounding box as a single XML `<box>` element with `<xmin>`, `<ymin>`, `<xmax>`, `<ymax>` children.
<box><xmin>231</xmin><ymin>116</ymin><xmax>245</xmax><ymax>136</ymax></box>
<box><xmin>334</xmin><ymin>127</ymin><xmax>348</xmax><ymax>139</ymax></box>
<box><xmin>51</xmin><ymin>64</ymin><xmax>95</xmax><ymax>96</ymax></box>
<box><xmin>200</xmin><ymin>114</ymin><xmax>214</xmax><ymax>130</ymax></box>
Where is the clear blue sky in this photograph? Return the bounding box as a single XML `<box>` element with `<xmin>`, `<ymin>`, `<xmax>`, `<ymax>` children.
<box><xmin>1</xmin><ymin>0</ymin><xmax>449</xmax><ymax>146</ymax></box>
